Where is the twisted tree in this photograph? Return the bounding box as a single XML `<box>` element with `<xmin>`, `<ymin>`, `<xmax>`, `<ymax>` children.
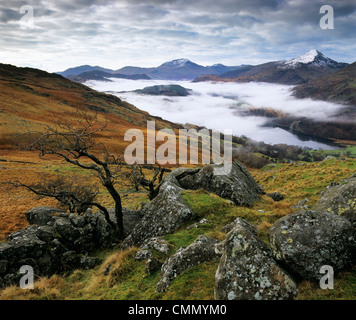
<box><xmin>13</xmin><ymin>111</ymin><xmax>126</xmax><ymax>239</ymax></box>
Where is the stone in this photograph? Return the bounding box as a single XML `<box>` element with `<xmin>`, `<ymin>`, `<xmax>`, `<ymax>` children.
<box><xmin>145</xmin><ymin>258</ymin><xmax>162</xmax><ymax>275</ymax></box>
<box><xmin>157</xmin><ymin>235</ymin><xmax>221</xmax><ymax>292</ymax></box>
<box><xmin>121</xmin><ymin>168</ymin><xmax>196</xmax><ymax>248</ymax></box>
<box><xmin>122</xmin><ymin>162</ymin><xmax>263</xmax><ymax>249</ymax></box>
<box><xmin>25</xmin><ymin>206</ymin><xmax>65</xmax><ymax>226</ymax></box>
<box><xmin>140</xmin><ymin>238</ymin><xmax>171</xmax><ymax>255</ymax></box>
<box><xmin>215</xmin><ymin>220</ymin><xmax>298</xmax><ymax>300</ymax></box>
<box><xmin>268</xmin><ymin>210</ymin><xmax>356</xmax><ymax>281</ymax></box>
<box><xmin>267</xmin><ymin>192</ymin><xmax>284</xmax><ymax>202</ymax></box>
<box><xmin>187</xmin><ymin>218</ymin><xmax>210</xmax><ymax>230</ymax></box>
<box><xmin>220</xmin><ymin>217</ymin><xmax>258</xmax><ymax>235</ymax></box>
<box><xmin>178</xmin><ymin>162</ymin><xmax>264</xmax><ymax>206</ymax></box>
<box><xmin>134</xmin><ymin>250</ymin><xmax>153</xmax><ymax>261</ymax></box>
<box><xmin>313</xmin><ymin>175</ymin><xmax>356</xmax><ymax>228</ymax></box>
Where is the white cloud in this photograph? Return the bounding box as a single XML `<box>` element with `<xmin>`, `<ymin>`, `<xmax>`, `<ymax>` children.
<box><xmin>86</xmin><ymin>78</ymin><xmax>342</xmax><ymax>149</ymax></box>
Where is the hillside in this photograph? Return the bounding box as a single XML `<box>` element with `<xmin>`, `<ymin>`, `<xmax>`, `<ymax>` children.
<box><xmin>1</xmin><ymin>159</ymin><xmax>355</xmax><ymax>300</ymax></box>
<box><xmin>0</xmin><ymin>63</ymin><xmax>181</xmax><ymax>149</ymax></box>
<box><xmin>0</xmin><ymin>63</ymin><xmax>185</xmax><ymax>239</ymax></box>
<box><xmin>293</xmin><ymin>62</ymin><xmax>356</xmax><ymax>106</ymax></box>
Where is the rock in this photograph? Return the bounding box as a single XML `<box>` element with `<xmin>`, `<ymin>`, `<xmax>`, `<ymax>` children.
<box><xmin>145</xmin><ymin>258</ymin><xmax>162</xmax><ymax>275</ymax></box>
<box><xmin>220</xmin><ymin>217</ymin><xmax>258</xmax><ymax>235</ymax></box>
<box><xmin>187</xmin><ymin>218</ymin><xmax>210</xmax><ymax>230</ymax></box>
<box><xmin>215</xmin><ymin>220</ymin><xmax>298</xmax><ymax>300</ymax></box>
<box><xmin>121</xmin><ymin>168</ymin><xmax>196</xmax><ymax>248</ymax></box>
<box><xmin>267</xmin><ymin>192</ymin><xmax>284</xmax><ymax>202</ymax></box>
<box><xmin>134</xmin><ymin>250</ymin><xmax>153</xmax><ymax>261</ymax></box>
<box><xmin>140</xmin><ymin>238</ymin><xmax>171</xmax><ymax>254</ymax></box>
<box><xmin>268</xmin><ymin>210</ymin><xmax>356</xmax><ymax>281</ymax></box>
<box><xmin>292</xmin><ymin>198</ymin><xmax>309</xmax><ymax>210</ymax></box>
<box><xmin>0</xmin><ymin>206</ymin><xmax>140</xmax><ymax>288</ymax></box>
<box><xmin>157</xmin><ymin>235</ymin><xmax>221</xmax><ymax>292</ymax></box>
<box><xmin>122</xmin><ymin>162</ymin><xmax>263</xmax><ymax>249</ymax></box>
<box><xmin>178</xmin><ymin>162</ymin><xmax>264</xmax><ymax>206</ymax></box>
<box><xmin>313</xmin><ymin>175</ymin><xmax>356</xmax><ymax>228</ymax></box>
<box><xmin>25</xmin><ymin>206</ymin><xmax>65</xmax><ymax>226</ymax></box>
<box><xmin>79</xmin><ymin>256</ymin><xmax>99</xmax><ymax>270</ymax></box>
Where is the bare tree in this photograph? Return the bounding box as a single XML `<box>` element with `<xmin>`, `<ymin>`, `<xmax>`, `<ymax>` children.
<box><xmin>130</xmin><ymin>163</ymin><xmax>170</xmax><ymax>200</ymax></box>
<box><xmin>14</xmin><ymin>111</ymin><xmax>126</xmax><ymax>239</ymax></box>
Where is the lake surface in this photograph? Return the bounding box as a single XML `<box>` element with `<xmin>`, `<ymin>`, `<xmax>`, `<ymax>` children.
<box><xmin>86</xmin><ymin>79</ymin><xmax>343</xmax><ymax>150</ymax></box>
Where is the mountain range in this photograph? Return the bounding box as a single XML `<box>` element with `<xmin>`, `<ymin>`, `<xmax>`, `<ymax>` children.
<box><xmin>57</xmin><ymin>59</ymin><xmax>241</xmax><ymax>82</ymax></box>
<box><xmin>193</xmin><ymin>50</ymin><xmax>348</xmax><ymax>85</ymax></box>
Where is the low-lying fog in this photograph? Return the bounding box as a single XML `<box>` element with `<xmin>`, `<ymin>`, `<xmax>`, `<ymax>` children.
<box><xmin>86</xmin><ymin>79</ymin><xmax>345</xmax><ymax>149</ymax></box>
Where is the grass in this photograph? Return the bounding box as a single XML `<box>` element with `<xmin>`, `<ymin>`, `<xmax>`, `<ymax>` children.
<box><xmin>1</xmin><ymin>158</ymin><xmax>356</xmax><ymax>300</ymax></box>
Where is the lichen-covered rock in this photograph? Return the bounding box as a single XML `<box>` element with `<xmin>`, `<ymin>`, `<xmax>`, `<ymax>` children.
<box><xmin>268</xmin><ymin>210</ymin><xmax>356</xmax><ymax>281</ymax></box>
<box><xmin>121</xmin><ymin>168</ymin><xmax>196</xmax><ymax>248</ymax></box>
<box><xmin>134</xmin><ymin>250</ymin><xmax>153</xmax><ymax>261</ymax></box>
<box><xmin>122</xmin><ymin>162</ymin><xmax>263</xmax><ymax>249</ymax></box>
<box><xmin>220</xmin><ymin>217</ymin><xmax>258</xmax><ymax>235</ymax></box>
<box><xmin>178</xmin><ymin>162</ymin><xmax>264</xmax><ymax>206</ymax></box>
<box><xmin>313</xmin><ymin>175</ymin><xmax>356</xmax><ymax>228</ymax></box>
<box><xmin>140</xmin><ymin>237</ymin><xmax>171</xmax><ymax>254</ymax></box>
<box><xmin>25</xmin><ymin>206</ymin><xmax>65</xmax><ymax>226</ymax></box>
<box><xmin>0</xmin><ymin>205</ymin><xmax>141</xmax><ymax>288</ymax></box>
<box><xmin>215</xmin><ymin>220</ymin><xmax>298</xmax><ymax>300</ymax></box>
<box><xmin>157</xmin><ymin>235</ymin><xmax>221</xmax><ymax>292</ymax></box>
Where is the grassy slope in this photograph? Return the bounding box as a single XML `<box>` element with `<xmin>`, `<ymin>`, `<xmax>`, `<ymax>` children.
<box><xmin>1</xmin><ymin>158</ymin><xmax>355</xmax><ymax>300</ymax></box>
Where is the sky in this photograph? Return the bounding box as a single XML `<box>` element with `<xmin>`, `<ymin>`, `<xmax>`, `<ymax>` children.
<box><xmin>0</xmin><ymin>0</ymin><xmax>355</xmax><ymax>72</ymax></box>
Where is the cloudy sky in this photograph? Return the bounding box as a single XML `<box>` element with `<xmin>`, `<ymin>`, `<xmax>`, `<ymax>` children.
<box><xmin>0</xmin><ymin>0</ymin><xmax>355</xmax><ymax>72</ymax></box>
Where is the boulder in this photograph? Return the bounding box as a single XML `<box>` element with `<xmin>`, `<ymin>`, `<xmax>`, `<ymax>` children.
<box><xmin>121</xmin><ymin>168</ymin><xmax>196</xmax><ymax>248</ymax></box>
<box><xmin>313</xmin><ymin>175</ymin><xmax>356</xmax><ymax>228</ymax></box>
<box><xmin>178</xmin><ymin>162</ymin><xmax>264</xmax><ymax>206</ymax></box>
<box><xmin>25</xmin><ymin>206</ymin><xmax>65</xmax><ymax>226</ymax></box>
<box><xmin>215</xmin><ymin>220</ymin><xmax>298</xmax><ymax>300</ymax></box>
<box><xmin>268</xmin><ymin>210</ymin><xmax>356</xmax><ymax>281</ymax></box>
<box><xmin>122</xmin><ymin>162</ymin><xmax>263</xmax><ymax>249</ymax></box>
<box><xmin>157</xmin><ymin>235</ymin><xmax>221</xmax><ymax>292</ymax></box>
<box><xmin>0</xmin><ymin>205</ymin><xmax>140</xmax><ymax>288</ymax></box>
<box><xmin>220</xmin><ymin>217</ymin><xmax>258</xmax><ymax>235</ymax></box>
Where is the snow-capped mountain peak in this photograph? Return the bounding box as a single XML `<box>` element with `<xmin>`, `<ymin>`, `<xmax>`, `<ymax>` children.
<box><xmin>282</xmin><ymin>49</ymin><xmax>341</xmax><ymax>68</ymax></box>
<box><xmin>160</xmin><ymin>58</ymin><xmax>193</xmax><ymax>67</ymax></box>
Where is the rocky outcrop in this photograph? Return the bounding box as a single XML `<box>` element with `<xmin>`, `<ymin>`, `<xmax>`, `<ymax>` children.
<box><xmin>157</xmin><ymin>235</ymin><xmax>222</xmax><ymax>292</ymax></box>
<box><xmin>313</xmin><ymin>174</ymin><xmax>356</xmax><ymax>228</ymax></box>
<box><xmin>122</xmin><ymin>162</ymin><xmax>263</xmax><ymax>249</ymax></box>
<box><xmin>268</xmin><ymin>210</ymin><xmax>356</xmax><ymax>281</ymax></box>
<box><xmin>0</xmin><ymin>206</ymin><xmax>142</xmax><ymax>288</ymax></box>
<box><xmin>215</xmin><ymin>219</ymin><xmax>298</xmax><ymax>300</ymax></box>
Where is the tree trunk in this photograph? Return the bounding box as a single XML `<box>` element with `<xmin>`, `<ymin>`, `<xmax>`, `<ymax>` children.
<box><xmin>104</xmin><ymin>181</ymin><xmax>125</xmax><ymax>239</ymax></box>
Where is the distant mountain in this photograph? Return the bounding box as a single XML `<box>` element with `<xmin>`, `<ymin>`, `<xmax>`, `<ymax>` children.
<box><xmin>57</xmin><ymin>65</ymin><xmax>114</xmax><ymax>77</ymax></box>
<box><xmin>193</xmin><ymin>50</ymin><xmax>348</xmax><ymax>85</ymax></box>
<box><xmin>293</xmin><ymin>61</ymin><xmax>356</xmax><ymax>106</ymax></box>
<box><xmin>117</xmin><ymin>58</ymin><xmax>242</xmax><ymax>80</ymax></box>
<box><xmin>66</xmin><ymin>70</ymin><xmax>151</xmax><ymax>83</ymax></box>
<box><xmin>58</xmin><ymin>59</ymin><xmax>241</xmax><ymax>81</ymax></box>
